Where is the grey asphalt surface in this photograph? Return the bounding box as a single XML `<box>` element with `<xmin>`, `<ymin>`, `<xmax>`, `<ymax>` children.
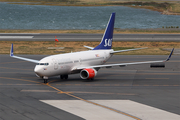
<box><xmin>0</xmin><ymin>54</ymin><xmax>179</xmax><ymax>120</ymax></box>
<box><xmin>0</xmin><ymin>33</ymin><xmax>180</xmax><ymax>41</ymax></box>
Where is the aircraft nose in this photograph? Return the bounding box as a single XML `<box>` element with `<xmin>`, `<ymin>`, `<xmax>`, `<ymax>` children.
<box><xmin>34</xmin><ymin>66</ymin><xmax>42</xmax><ymax>77</ymax></box>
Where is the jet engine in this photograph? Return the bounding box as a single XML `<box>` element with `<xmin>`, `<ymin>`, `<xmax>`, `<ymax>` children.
<box><xmin>80</xmin><ymin>68</ymin><xmax>97</xmax><ymax>79</ymax></box>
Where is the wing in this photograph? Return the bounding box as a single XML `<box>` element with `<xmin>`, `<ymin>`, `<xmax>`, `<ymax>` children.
<box><xmin>10</xmin><ymin>44</ymin><xmax>39</xmax><ymax>63</ymax></box>
<box><xmin>75</xmin><ymin>48</ymin><xmax>174</xmax><ymax>70</ymax></box>
<box><xmin>110</xmin><ymin>47</ymin><xmax>148</xmax><ymax>54</ymax></box>
<box><xmin>84</xmin><ymin>45</ymin><xmax>94</xmax><ymax>50</ymax></box>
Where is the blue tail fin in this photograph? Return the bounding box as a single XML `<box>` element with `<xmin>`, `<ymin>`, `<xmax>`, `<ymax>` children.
<box><xmin>93</xmin><ymin>13</ymin><xmax>115</xmax><ymax>50</ymax></box>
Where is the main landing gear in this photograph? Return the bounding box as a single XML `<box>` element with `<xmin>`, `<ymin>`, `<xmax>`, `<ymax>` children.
<box><xmin>43</xmin><ymin>76</ymin><xmax>48</xmax><ymax>83</ymax></box>
<box><xmin>60</xmin><ymin>75</ymin><xmax>68</xmax><ymax>79</ymax></box>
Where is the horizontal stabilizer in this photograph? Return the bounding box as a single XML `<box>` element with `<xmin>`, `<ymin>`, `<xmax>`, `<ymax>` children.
<box><xmin>84</xmin><ymin>45</ymin><xmax>94</xmax><ymax>50</ymax></box>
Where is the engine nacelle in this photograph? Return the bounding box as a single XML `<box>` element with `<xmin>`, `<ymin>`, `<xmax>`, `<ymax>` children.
<box><xmin>80</xmin><ymin>68</ymin><xmax>97</xmax><ymax>79</ymax></box>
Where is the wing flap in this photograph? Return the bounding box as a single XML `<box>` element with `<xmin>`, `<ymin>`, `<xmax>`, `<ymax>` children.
<box><xmin>110</xmin><ymin>47</ymin><xmax>148</xmax><ymax>54</ymax></box>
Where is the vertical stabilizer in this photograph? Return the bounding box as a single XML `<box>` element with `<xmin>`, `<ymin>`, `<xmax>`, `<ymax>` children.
<box><xmin>93</xmin><ymin>13</ymin><xmax>115</xmax><ymax>50</ymax></box>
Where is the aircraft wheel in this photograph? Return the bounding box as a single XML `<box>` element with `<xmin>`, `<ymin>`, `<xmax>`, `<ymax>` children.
<box><xmin>64</xmin><ymin>75</ymin><xmax>68</xmax><ymax>79</ymax></box>
<box><xmin>60</xmin><ymin>75</ymin><xmax>64</xmax><ymax>79</ymax></box>
<box><xmin>44</xmin><ymin>79</ymin><xmax>48</xmax><ymax>83</ymax></box>
<box><xmin>86</xmin><ymin>78</ymin><xmax>94</xmax><ymax>81</ymax></box>
<box><xmin>60</xmin><ymin>75</ymin><xmax>68</xmax><ymax>79</ymax></box>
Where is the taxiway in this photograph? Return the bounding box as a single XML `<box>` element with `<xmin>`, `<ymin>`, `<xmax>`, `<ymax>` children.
<box><xmin>0</xmin><ymin>54</ymin><xmax>179</xmax><ymax>120</ymax></box>
<box><xmin>0</xmin><ymin>33</ymin><xmax>180</xmax><ymax>41</ymax></box>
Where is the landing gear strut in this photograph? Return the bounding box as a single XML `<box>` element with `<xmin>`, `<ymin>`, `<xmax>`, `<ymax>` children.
<box><xmin>43</xmin><ymin>76</ymin><xmax>48</xmax><ymax>83</ymax></box>
<box><xmin>60</xmin><ymin>75</ymin><xmax>68</xmax><ymax>79</ymax></box>
<box><xmin>44</xmin><ymin>79</ymin><xmax>48</xmax><ymax>83</ymax></box>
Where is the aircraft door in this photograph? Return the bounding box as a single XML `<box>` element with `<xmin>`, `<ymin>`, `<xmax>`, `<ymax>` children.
<box><xmin>52</xmin><ymin>58</ymin><xmax>58</xmax><ymax>70</ymax></box>
<box><xmin>79</xmin><ymin>58</ymin><xmax>82</xmax><ymax>65</ymax></box>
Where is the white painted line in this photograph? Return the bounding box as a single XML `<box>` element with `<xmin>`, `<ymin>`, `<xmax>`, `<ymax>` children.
<box><xmin>41</xmin><ymin>100</ymin><xmax>180</xmax><ymax>120</ymax></box>
<box><xmin>0</xmin><ymin>36</ymin><xmax>33</xmax><ymax>39</ymax></box>
<box><xmin>0</xmin><ymin>33</ymin><xmax>40</xmax><ymax>34</ymax></box>
<box><xmin>41</xmin><ymin>100</ymin><xmax>135</xmax><ymax>120</ymax></box>
<box><xmin>92</xmin><ymin>100</ymin><xmax>180</xmax><ymax>120</ymax></box>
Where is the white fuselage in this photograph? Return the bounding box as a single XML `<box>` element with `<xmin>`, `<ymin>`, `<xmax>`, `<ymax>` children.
<box><xmin>34</xmin><ymin>49</ymin><xmax>113</xmax><ymax>77</ymax></box>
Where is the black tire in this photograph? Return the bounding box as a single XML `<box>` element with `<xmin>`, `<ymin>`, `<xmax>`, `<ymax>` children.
<box><xmin>64</xmin><ymin>75</ymin><xmax>68</xmax><ymax>79</ymax></box>
<box><xmin>44</xmin><ymin>79</ymin><xmax>47</xmax><ymax>83</ymax></box>
<box><xmin>60</xmin><ymin>75</ymin><xmax>64</xmax><ymax>79</ymax></box>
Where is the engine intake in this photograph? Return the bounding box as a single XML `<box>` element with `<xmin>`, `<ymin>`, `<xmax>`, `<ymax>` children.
<box><xmin>80</xmin><ymin>68</ymin><xmax>97</xmax><ymax>79</ymax></box>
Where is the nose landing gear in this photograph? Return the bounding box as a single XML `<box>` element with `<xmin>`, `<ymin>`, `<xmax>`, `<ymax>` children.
<box><xmin>43</xmin><ymin>76</ymin><xmax>48</xmax><ymax>83</ymax></box>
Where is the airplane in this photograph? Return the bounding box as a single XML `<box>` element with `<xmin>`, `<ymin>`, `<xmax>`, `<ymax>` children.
<box><xmin>10</xmin><ymin>13</ymin><xmax>174</xmax><ymax>83</ymax></box>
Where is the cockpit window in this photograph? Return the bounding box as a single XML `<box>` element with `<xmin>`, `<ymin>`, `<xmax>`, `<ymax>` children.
<box><xmin>37</xmin><ymin>63</ymin><xmax>49</xmax><ymax>66</ymax></box>
<box><xmin>45</xmin><ymin>63</ymin><xmax>49</xmax><ymax>65</ymax></box>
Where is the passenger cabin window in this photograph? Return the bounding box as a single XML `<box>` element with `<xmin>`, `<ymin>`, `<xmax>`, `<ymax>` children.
<box><xmin>74</xmin><ymin>60</ymin><xmax>79</xmax><ymax>63</ymax></box>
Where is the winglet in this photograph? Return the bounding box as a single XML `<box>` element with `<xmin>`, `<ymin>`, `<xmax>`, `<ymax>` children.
<box><xmin>10</xmin><ymin>43</ymin><xmax>14</xmax><ymax>57</ymax></box>
<box><xmin>166</xmin><ymin>48</ymin><xmax>174</xmax><ymax>61</ymax></box>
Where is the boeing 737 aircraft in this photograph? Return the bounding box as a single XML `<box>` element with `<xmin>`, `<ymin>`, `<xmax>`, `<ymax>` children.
<box><xmin>10</xmin><ymin>13</ymin><xmax>174</xmax><ymax>83</ymax></box>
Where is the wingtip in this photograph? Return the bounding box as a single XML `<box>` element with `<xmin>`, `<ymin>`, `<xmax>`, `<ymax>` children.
<box><xmin>10</xmin><ymin>43</ymin><xmax>13</xmax><ymax>57</ymax></box>
<box><xmin>166</xmin><ymin>48</ymin><xmax>174</xmax><ymax>61</ymax></box>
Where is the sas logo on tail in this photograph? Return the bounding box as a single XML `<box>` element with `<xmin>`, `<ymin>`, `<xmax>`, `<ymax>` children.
<box><xmin>104</xmin><ymin>39</ymin><xmax>112</xmax><ymax>47</ymax></box>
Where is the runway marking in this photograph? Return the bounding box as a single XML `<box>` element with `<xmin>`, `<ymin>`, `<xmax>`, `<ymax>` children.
<box><xmin>0</xmin><ymin>36</ymin><xmax>33</xmax><ymax>39</ymax></box>
<box><xmin>46</xmin><ymin>83</ymin><xmax>141</xmax><ymax>120</ymax></box>
<box><xmin>21</xmin><ymin>90</ymin><xmax>57</xmax><ymax>92</ymax></box>
<box><xmin>41</xmin><ymin>100</ymin><xmax>180</xmax><ymax>120</ymax></box>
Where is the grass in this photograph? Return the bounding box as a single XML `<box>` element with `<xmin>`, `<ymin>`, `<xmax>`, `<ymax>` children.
<box><xmin>169</xmin><ymin>3</ymin><xmax>180</xmax><ymax>13</ymax></box>
<box><xmin>1</xmin><ymin>41</ymin><xmax>179</xmax><ymax>55</ymax></box>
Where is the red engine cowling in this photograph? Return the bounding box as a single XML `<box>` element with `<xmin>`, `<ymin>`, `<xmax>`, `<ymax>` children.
<box><xmin>80</xmin><ymin>68</ymin><xmax>97</xmax><ymax>79</ymax></box>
